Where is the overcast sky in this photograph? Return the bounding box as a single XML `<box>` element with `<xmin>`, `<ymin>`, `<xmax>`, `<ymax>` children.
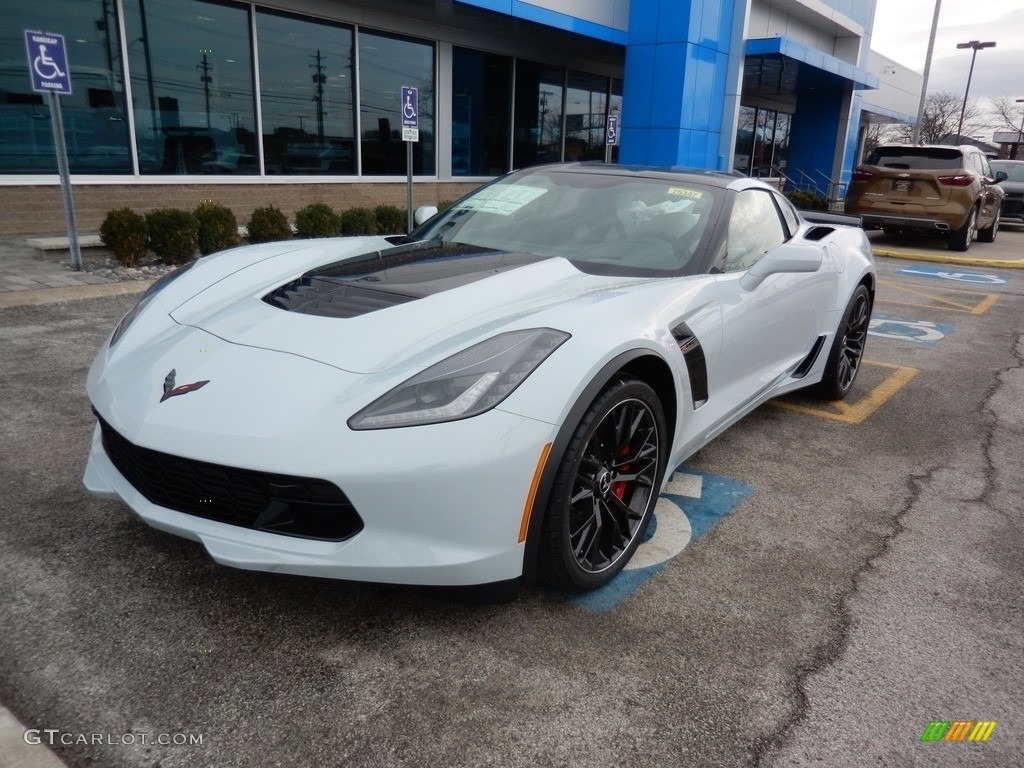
<box><xmin>871</xmin><ymin>0</ymin><xmax>1024</xmax><ymax>120</ymax></box>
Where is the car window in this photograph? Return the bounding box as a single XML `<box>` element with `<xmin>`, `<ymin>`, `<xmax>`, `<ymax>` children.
<box><xmin>990</xmin><ymin>162</ymin><xmax>1024</xmax><ymax>181</ymax></box>
<box><xmin>771</xmin><ymin>191</ymin><xmax>800</xmax><ymax>237</ymax></box>
<box><xmin>866</xmin><ymin>147</ymin><xmax>962</xmax><ymax>170</ymax></box>
<box><xmin>725</xmin><ymin>189</ymin><xmax>786</xmax><ymax>272</ymax></box>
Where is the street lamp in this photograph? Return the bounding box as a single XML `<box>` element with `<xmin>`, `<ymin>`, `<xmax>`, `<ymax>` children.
<box><xmin>1016</xmin><ymin>98</ymin><xmax>1024</xmax><ymax>160</ymax></box>
<box><xmin>955</xmin><ymin>40</ymin><xmax>996</xmax><ymax>142</ymax></box>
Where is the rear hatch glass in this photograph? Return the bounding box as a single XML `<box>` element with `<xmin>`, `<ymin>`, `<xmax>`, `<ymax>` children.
<box><xmin>862</xmin><ymin>147</ymin><xmax>964</xmax><ymax>203</ymax></box>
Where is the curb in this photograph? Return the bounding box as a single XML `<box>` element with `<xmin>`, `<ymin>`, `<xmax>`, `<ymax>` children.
<box><xmin>0</xmin><ymin>280</ymin><xmax>152</xmax><ymax>309</ymax></box>
<box><xmin>872</xmin><ymin>248</ymin><xmax>1024</xmax><ymax>270</ymax></box>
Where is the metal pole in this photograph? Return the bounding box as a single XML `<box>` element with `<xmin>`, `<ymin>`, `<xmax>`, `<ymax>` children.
<box><xmin>406</xmin><ymin>140</ymin><xmax>413</xmax><ymax>232</ymax></box>
<box><xmin>956</xmin><ymin>48</ymin><xmax>978</xmax><ymax>142</ymax></box>
<box><xmin>912</xmin><ymin>0</ymin><xmax>941</xmax><ymax>144</ymax></box>
<box><xmin>1016</xmin><ymin>98</ymin><xmax>1024</xmax><ymax>160</ymax></box>
<box><xmin>48</xmin><ymin>92</ymin><xmax>82</xmax><ymax>271</ymax></box>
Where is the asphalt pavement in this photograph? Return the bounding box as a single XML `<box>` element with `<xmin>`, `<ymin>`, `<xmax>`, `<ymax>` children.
<box><xmin>1</xmin><ymin>228</ymin><xmax>1022</xmax><ymax>767</ymax></box>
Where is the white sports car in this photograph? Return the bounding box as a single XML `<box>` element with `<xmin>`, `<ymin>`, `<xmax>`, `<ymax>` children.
<box><xmin>84</xmin><ymin>164</ymin><xmax>875</xmax><ymax>592</ymax></box>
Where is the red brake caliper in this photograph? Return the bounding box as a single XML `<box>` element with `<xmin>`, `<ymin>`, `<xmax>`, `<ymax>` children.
<box><xmin>610</xmin><ymin>444</ymin><xmax>630</xmax><ymax>500</ymax></box>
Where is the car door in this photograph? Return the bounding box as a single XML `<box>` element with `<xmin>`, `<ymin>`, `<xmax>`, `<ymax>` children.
<box><xmin>975</xmin><ymin>153</ymin><xmax>1004</xmax><ymax>228</ymax></box>
<box><xmin>708</xmin><ymin>188</ymin><xmax>836</xmax><ymax>421</ymax></box>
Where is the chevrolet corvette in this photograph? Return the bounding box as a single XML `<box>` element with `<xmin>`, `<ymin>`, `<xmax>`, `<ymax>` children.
<box><xmin>84</xmin><ymin>164</ymin><xmax>875</xmax><ymax>591</ymax></box>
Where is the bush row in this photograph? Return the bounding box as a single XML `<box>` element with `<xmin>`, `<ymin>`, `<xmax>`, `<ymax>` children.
<box><xmin>99</xmin><ymin>202</ymin><xmax>415</xmax><ymax>267</ymax></box>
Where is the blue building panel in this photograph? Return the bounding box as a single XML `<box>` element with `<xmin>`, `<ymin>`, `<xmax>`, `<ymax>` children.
<box><xmin>455</xmin><ymin>1</ymin><xmax>627</xmax><ymax>44</ymax></box>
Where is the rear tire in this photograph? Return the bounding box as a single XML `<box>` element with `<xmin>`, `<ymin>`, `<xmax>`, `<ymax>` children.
<box><xmin>816</xmin><ymin>285</ymin><xmax>871</xmax><ymax>401</ymax></box>
<box><xmin>978</xmin><ymin>208</ymin><xmax>1000</xmax><ymax>243</ymax></box>
<box><xmin>949</xmin><ymin>206</ymin><xmax>977</xmax><ymax>252</ymax></box>
<box><xmin>539</xmin><ymin>377</ymin><xmax>667</xmax><ymax>591</ymax></box>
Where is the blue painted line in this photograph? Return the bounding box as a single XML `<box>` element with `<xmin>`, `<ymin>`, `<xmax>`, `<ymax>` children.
<box><xmin>565</xmin><ymin>467</ymin><xmax>755</xmax><ymax>613</ymax></box>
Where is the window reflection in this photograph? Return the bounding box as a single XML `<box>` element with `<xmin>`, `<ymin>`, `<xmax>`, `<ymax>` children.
<box><xmin>513</xmin><ymin>61</ymin><xmax>564</xmax><ymax>169</ymax></box>
<box><xmin>0</xmin><ymin>0</ymin><xmax>131</xmax><ymax>173</ymax></box>
<box><xmin>564</xmin><ymin>71</ymin><xmax>608</xmax><ymax>161</ymax></box>
<box><xmin>358</xmin><ymin>31</ymin><xmax>434</xmax><ymax>175</ymax></box>
<box><xmin>734</xmin><ymin>106</ymin><xmax>792</xmax><ymax>179</ymax></box>
<box><xmin>256</xmin><ymin>11</ymin><xmax>355</xmax><ymax>175</ymax></box>
<box><xmin>451</xmin><ymin>48</ymin><xmax>511</xmax><ymax>176</ymax></box>
<box><xmin>609</xmin><ymin>78</ymin><xmax>622</xmax><ymax>164</ymax></box>
<box><xmin>123</xmin><ymin>0</ymin><xmax>257</xmax><ymax>175</ymax></box>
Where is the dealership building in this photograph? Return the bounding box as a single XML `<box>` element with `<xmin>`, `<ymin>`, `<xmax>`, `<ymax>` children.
<box><xmin>0</xmin><ymin>0</ymin><xmax>920</xmax><ymax>236</ymax></box>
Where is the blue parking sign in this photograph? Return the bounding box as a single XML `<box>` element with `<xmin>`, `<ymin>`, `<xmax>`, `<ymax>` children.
<box><xmin>25</xmin><ymin>31</ymin><xmax>72</xmax><ymax>95</ymax></box>
<box><xmin>401</xmin><ymin>86</ymin><xmax>418</xmax><ymax>128</ymax></box>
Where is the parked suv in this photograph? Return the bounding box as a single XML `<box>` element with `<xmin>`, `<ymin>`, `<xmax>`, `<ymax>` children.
<box><xmin>989</xmin><ymin>159</ymin><xmax>1024</xmax><ymax>226</ymax></box>
<box><xmin>845</xmin><ymin>144</ymin><xmax>1006</xmax><ymax>251</ymax></box>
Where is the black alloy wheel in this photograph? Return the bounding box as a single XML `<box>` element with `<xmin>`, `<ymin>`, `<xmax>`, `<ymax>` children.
<box><xmin>539</xmin><ymin>377</ymin><xmax>666</xmax><ymax>590</ymax></box>
<box><xmin>816</xmin><ymin>284</ymin><xmax>871</xmax><ymax>401</ymax></box>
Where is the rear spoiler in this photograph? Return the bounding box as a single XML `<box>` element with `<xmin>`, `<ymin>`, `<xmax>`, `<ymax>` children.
<box><xmin>800</xmin><ymin>210</ymin><xmax>862</xmax><ymax>227</ymax></box>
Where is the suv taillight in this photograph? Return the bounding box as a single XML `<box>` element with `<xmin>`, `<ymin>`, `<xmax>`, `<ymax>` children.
<box><xmin>937</xmin><ymin>174</ymin><xmax>975</xmax><ymax>187</ymax></box>
<box><xmin>852</xmin><ymin>170</ymin><xmax>873</xmax><ymax>181</ymax></box>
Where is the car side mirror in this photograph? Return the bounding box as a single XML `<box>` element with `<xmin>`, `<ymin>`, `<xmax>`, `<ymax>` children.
<box><xmin>740</xmin><ymin>245</ymin><xmax>823</xmax><ymax>291</ymax></box>
<box><xmin>994</xmin><ymin>171</ymin><xmax>1008</xmax><ymax>183</ymax></box>
<box><xmin>413</xmin><ymin>205</ymin><xmax>439</xmax><ymax>226</ymax></box>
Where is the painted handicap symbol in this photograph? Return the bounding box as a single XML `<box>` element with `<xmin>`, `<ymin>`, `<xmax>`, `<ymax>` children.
<box><xmin>567</xmin><ymin>469</ymin><xmax>755</xmax><ymax>613</ymax></box>
<box><xmin>403</xmin><ymin>93</ymin><xmax>417</xmax><ymax>121</ymax></box>
<box><xmin>33</xmin><ymin>45</ymin><xmax>65</xmax><ymax>80</ymax></box>
<box><xmin>868</xmin><ymin>313</ymin><xmax>953</xmax><ymax>346</ymax></box>
<box><xmin>899</xmin><ymin>267</ymin><xmax>1006</xmax><ymax>285</ymax></box>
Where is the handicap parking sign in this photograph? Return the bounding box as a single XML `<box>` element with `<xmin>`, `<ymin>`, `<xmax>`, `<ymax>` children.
<box><xmin>25</xmin><ymin>30</ymin><xmax>72</xmax><ymax>95</ymax></box>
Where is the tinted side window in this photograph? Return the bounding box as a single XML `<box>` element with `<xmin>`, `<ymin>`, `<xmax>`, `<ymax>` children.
<box><xmin>725</xmin><ymin>190</ymin><xmax>786</xmax><ymax>271</ymax></box>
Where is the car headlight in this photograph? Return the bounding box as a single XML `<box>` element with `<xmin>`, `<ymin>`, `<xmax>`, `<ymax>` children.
<box><xmin>348</xmin><ymin>328</ymin><xmax>570</xmax><ymax>429</ymax></box>
<box><xmin>109</xmin><ymin>261</ymin><xmax>196</xmax><ymax>347</ymax></box>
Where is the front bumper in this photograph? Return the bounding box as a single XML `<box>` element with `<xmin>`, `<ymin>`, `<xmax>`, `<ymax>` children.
<box><xmin>84</xmin><ymin>407</ymin><xmax>558</xmax><ymax>586</ymax></box>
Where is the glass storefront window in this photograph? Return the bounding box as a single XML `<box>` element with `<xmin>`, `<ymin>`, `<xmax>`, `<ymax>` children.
<box><xmin>451</xmin><ymin>47</ymin><xmax>511</xmax><ymax>176</ymax></box>
<box><xmin>734</xmin><ymin>106</ymin><xmax>792</xmax><ymax>179</ymax></box>
<box><xmin>609</xmin><ymin>77</ymin><xmax>622</xmax><ymax>164</ymax></box>
<box><xmin>0</xmin><ymin>0</ymin><xmax>131</xmax><ymax>173</ymax></box>
<box><xmin>256</xmin><ymin>10</ymin><xmax>355</xmax><ymax>175</ymax></box>
<box><xmin>565</xmin><ymin>71</ymin><xmax>608</xmax><ymax>162</ymax></box>
<box><xmin>358</xmin><ymin>31</ymin><xmax>434</xmax><ymax>175</ymax></box>
<box><xmin>734</xmin><ymin>106</ymin><xmax>756</xmax><ymax>175</ymax></box>
<box><xmin>513</xmin><ymin>60</ymin><xmax>564</xmax><ymax>169</ymax></box>
<box><xmin>123</xmin><ymin>0</ymin><xmax>257</xmax><ymax>175</ymax></box>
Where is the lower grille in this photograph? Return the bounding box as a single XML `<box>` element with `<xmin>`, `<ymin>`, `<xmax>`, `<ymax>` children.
<box><xmin>96</xmin><ymin>414</ymin><xmax>363</xmax><ymax>541</ymax></box>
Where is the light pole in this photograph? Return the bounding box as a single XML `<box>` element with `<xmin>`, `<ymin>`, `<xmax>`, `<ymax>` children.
<box><xmin>955</xmin><ymin>40</ymin><xmax>996</xmax><ymax>142</ymax></box>
<box><xmin>913</xmin><ymin>0</ymin><xmax>942</xmax><ymax>145</ymax></box>
<box><xmin>1016</xmin><ymin>98</ymin><xmax>1024</xmax><ymax>160</ymax></box>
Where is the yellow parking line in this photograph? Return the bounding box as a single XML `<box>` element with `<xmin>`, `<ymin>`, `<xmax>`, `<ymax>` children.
<box><xmin>876</xmin><ymin>279</ymin><xmax>999</xmax><ymax>315</ymax></box>
<box><xmin>771</xmin><ymin>360</ymin><xmax>919</xmax><ymax>424</ymax></box>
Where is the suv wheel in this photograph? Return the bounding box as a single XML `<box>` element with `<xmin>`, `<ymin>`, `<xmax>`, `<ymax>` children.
<box><xmin>949</xmin><ymin>206</ymin><xmax>977</xmax><ymax>252</ymax></box>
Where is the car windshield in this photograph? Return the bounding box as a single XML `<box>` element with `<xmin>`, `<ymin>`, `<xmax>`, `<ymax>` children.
<box><xmin>866</xmin><ymin>147</ymin><xmax>962</xmax><ymax>170</ymax></box>
<box><xmin>990</xmin><ymin>162</ymin><xmax>1024</xmax><ymax>182</ymax></box>
<box><xmin>411</xmin><ymin>168</ymin><xmax>721</xmax><ymax>276</ymax></box>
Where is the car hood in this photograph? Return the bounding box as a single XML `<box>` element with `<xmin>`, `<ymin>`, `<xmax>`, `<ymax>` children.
<box><xmin>169</xmin><ymin>240</ymin><xmax>650</xmax><ymax>374</ymax></box>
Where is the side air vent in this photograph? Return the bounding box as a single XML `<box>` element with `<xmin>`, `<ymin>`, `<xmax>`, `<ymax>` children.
<box><xmin>263</xmin><ymin>277</ymin><xmax>416</xmax><ymax>318</ymax></box>
<box><xmin>670</xmin><ymin>322</ymin><xmax>709</xmax><ymax>408</ymax></box>
<box><xmin>792</xmin><ymin>335</ymin><xmax>827</xmax><ymax>379</ymax></box>
<box><xmin>804</xmin><ymin>226</ymin><xmax>834</xmax><ymax>242</ymax></box>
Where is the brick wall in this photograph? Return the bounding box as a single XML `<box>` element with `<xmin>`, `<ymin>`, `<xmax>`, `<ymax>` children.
<box><xmin>0</xmin><ymin>182</ymin><xmax>482</xmax><ymax>236</ymax></box>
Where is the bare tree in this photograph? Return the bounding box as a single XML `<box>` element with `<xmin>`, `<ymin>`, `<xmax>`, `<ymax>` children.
<box><xmin>899</xmin><ymin>92</ymin><xmax>986</xmax><ymax>144</ymax></box>
<box><xmin>991</xmin><ymin>96</ymin><xmax>1024</xmax><ymax>159</ymax></box>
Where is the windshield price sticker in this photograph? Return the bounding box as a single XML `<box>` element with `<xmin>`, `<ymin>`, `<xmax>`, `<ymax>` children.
<box><xmin>667</xmin><ymin>187</ymin><xmax>703</xmax><ymax>199</ymax></box>
<box><xmin>455</xmin><ymin>185</ymin><xmax>547</xmax><ymax>216</ymax></box>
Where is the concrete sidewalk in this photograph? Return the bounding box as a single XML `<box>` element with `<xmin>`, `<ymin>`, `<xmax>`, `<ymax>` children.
<box><xmin>0</xmin><ymin>705</ymin><xmax>67</xmax><ymax>768</ymax></box>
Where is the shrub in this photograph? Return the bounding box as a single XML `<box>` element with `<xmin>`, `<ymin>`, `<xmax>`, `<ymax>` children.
<box><xmin>374</xmin><ymin>204</ymin><xmax>406</xmax><ymax>234</ymax></box>
<box><xmin>785</xmin><ymin>189</ymin><xmax>829</xmax><ymax>211</ymax></box>
<box><xmin>436</xmin><ymin>199</ymin><xmax>454</xmax><ymax>211</ymax></box>
<box><xmin>246</xmin><ymin>205</ymin><xmax>292</xmax><ymax>243</ymax></box>
<box><xmin>294</xmin><ymin>202</ymin><xmax>342</xmax><ymax>238</ymax></box>
<box><xmin>145</xmin><ymin>208</ymin><xmax>199</xmax><ymax>265</ymax></box>
<box><xmin>194</xmin><ymin>202</ymin><xmax>240</xmax><ymax>255</ymax></box>
<box><xmin>340</xmin><ymin>207</ymin><xmax>377</xmax><ymax>236</ymax></box>
<box><xmin>99</xmin><ymin>208</ymin><xmax>148</xmax><ymax>267</ymax></box>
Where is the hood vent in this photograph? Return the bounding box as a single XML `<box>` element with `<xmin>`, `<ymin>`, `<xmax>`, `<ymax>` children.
<box><xmin>264</xmin><ymin>276</ymin><xmax>416</xmax><ymax>319</ymax></box>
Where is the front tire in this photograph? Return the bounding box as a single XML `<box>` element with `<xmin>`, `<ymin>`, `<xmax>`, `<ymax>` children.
<box><xmin>539</xmin><ymin>377</ymin><xmax>667</xmax><ymax>590</ymax></box>
<box><xmin>816</xmin><ymin>285</ymin><xmax>871</xmax><ymax>401</ymax></box>
<box><xmin>949</xmin><ymin>206</ymin><xmax>977</xmax><ymax>251</ymax></box>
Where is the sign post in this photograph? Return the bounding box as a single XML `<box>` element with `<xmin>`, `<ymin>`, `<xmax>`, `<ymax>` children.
<box><xmin>401</xmin><ymin>86</ymin><xmax>419</xmax><ymax>232</ymax></box>
<box><xmin>604</xmin><ymin>113</ymin><xmax>619</xmax><ymax>164</ymax></box>
<box><xmin>25</xmin><ymin>30</ymin><xmax>81</xmax><ymax>270</ymax></box>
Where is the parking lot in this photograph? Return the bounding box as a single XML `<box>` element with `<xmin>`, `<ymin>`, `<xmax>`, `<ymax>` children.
<box><xmin>1</xmin><ymin>231</ymin><xmax>1022</xmax><ymax>767</ymax></box>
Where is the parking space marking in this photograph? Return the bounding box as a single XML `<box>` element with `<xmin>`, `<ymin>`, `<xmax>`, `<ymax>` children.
<box><xmin>877</xmin><ymin>279</ymin><xmax>999</xmax><ymax>315</ymax></box>
<box><xmin>567</xmin><ymin>469</ymin><xmax>755</xmax><ymax>613</ymax></box>
<box><xmin>771</xmin><ymin>359</ymin><xmax>919</xmax><ymax>424</ymax></box>
<box><xmin>868</xmin><ymin>314</ymin><xmax>953</xmax><ymax>346</ymax></box>
<box><xmin>897</xmin><ymin>266</ymin><xmax>1009</xmax><ymax>284</ymax></box>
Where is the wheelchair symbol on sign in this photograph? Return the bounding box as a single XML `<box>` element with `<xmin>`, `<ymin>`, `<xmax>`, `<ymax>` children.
<box><xmin>33</xmin><ymin>45</ymin><xmax>65</xmax><ymax>80</ymax></box>
<box><xmin>403</xmin><ymin>93</ymin><xmax>417</xmax><ymax>121</ymax></box>
<box><xmin>869</xmin><ymin>318</ymin><xmax>945</xmax><ymax>343</ymax></box>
